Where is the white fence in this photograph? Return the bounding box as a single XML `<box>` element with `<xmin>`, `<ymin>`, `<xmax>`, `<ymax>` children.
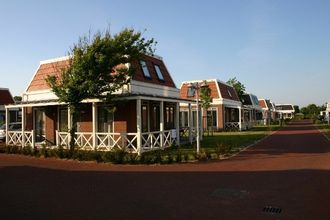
<box><xmin>7</xmin><ymin>131</ymin><xmax>34</xmax><ymax>147</ymax></box>
<box><xmin>6</xmin><ymin>129</ymin><xmax>177</xmax><ymax>154</ymax></box>
<box><xmin>55</xmin><ymin>130</ymin><xmax>176</xmax><ymax>153</ymax></box>
<box><xmin>225</xmin><ymin>122</ymin><xmax>240</xmax><ymax>131</ymax></box>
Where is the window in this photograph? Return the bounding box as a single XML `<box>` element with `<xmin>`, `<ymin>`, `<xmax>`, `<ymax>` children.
<box><xmin>59</xmin><ymin>107</ymin><xmax>68</xmax><ymax>132</ymax></box>
<box><xmin>165</xmin><ymin>105</ymin><xmax>175</xmax><ymax>129</ymax></box>
<box><xmin>187</xmin><ymin>87</ymin><xmax>196</xmax><ymax>97</ymax></box>
<box><xmin>207</xmin><ymin>109</ymin><xmax>217</xmax><ymax>128</ymax></box>
<box><xmin>97</xmin><ymin>106</ymin><xmax>114</xmax><ymax>133</ymax></box>
<box><xmin>140</xmin><ymin>60</ymin><xmax>151</xmax><ymax>78</ymax></box>
<box><xmin>227</xmin><ymin>89</ymin><xmax>232</xmax><ymax>97</ymax></box>
<box><xmin>192</xmin><ymin>109</ymin><xmax>201</xmax><ymax>127</ymax></box>
<box><xmin>180</xmin><ymin>111</ymin><xmax>189</xmax><ymax>127</ymax></box>
<box><xmin>154</xmin><ymin>65</ymin><xmax>164</xmax><ymax>81</ymax></box>
<box><xmin>151</xmin><ymin>104</ymin><xmax>160</xmax><ymax>131</ymax></box>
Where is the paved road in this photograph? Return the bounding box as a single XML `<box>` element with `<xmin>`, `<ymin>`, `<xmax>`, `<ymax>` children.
<box><xmin>0</xmin><ymin>120</ymin><xmax>329</xmax><ymax>219</ymax></box>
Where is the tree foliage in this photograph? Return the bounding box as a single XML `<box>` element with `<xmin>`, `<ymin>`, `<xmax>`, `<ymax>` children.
<box><xmin>200</xmin><ymin>81</ymin><xmax>212</xmax><ymax>109</ymax></box>
<box><xmin>300</xmin><ymin>104</ymin><xmax>324</xmax><ymax>119</ymax></box>
<box><xmin>226</xmin><ymin>77</ymin><xmax>246</xmax><ymax>100</ymax></box>
<box><xmin>47</xmin><ymin>28</ymin><xmax>156</xmax><ymax>105</ymax></box>
<box><xmin>13</xmin><ymin>96</ymin><xmax>22</xmax><ymax>102</ymax></box>
<box><xmin>46</xmin><ymin>28</ymin><xmax>156</xmax><ymax>151</ymax></box>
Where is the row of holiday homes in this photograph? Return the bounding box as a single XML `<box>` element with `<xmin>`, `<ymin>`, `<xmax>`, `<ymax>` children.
<box><xmin>1</xmin><ymin>55</ymin><xmax>295</xmax><ymax>154</ymax></box>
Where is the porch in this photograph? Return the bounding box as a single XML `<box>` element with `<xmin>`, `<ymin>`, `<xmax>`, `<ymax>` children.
<box><xmin>224</xmin><ymin>106</ymin><xmax>242</xmax><ymax>131</ymax></box>
<box><xmin>5</xmin><ymin>96</ymin><xmax>193</xmax><ymax>154</ymax></box>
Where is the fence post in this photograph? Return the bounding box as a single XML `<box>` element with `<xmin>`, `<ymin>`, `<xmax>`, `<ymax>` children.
<box><xmin>32</xmin><ymin>130</ymin><xmax>35</xmax><ymax>148</ymax></box>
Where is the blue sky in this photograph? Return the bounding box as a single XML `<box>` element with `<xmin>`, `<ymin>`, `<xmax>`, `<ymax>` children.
<box><xmin>0</xmin><ymin>0</ymin><xmax>329</xmax><ymax>107</ymax></box>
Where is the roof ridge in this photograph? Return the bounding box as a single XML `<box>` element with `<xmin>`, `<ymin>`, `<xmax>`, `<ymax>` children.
<box><xmin>40</xmin><ymin>56</ymin><xmax>71</xmax><ymax>65</ymax></box>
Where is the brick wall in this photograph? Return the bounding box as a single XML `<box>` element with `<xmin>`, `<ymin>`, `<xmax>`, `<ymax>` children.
<box><xmin>78</xmin><ymin>103</ymin><xmax>92</xmax><ymax>132</ymax></box>
<box><xmin>114</xmin><ymin>100</ymin><xmax>136</xmax><ymax>133</ymax></box>
<box><xmin>26</xmin><ymin>107</ymin><xmax>33</xmax><ymax>130</ymax></box>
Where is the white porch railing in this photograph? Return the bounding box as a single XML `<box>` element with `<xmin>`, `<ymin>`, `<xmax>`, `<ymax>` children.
<box><xmin>241</xmin><ymin>121</ymin><xmax>253</xmax><ymax>130</ymax></box>
<box><xmin>225</xmin><ymin>122</ymin><xmax>240</xmax><ymax>130</ymax></box>
<box><xmin>7</xmin><ymin>130</ymin><xmax>34</xmax><ymax>147</ymax></box>
<box><xmin>56</xmin><ymin>131</ymin><xmax>70</xmax><ymax>149</ymax></box>
<box><xmin>141</xmin><ymin>130</ymin><xmax>174</xmax><ymax>151</ymax></box>
<box><xmin>75</xmin><ymin>132</ymin><xmax>93</xmax><ymax>150</ymax></box>
<box><xmin>96</xmin><ymin>132</ymin><xmax>138</xmax><ymax>152</ymax></box>
<box><xmin>55</xmin><ymin>130</ymin><xmax>176</xmax><ymax>153</ymax></box>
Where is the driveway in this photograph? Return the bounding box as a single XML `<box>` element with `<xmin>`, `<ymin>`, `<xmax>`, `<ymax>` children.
<box><xmin>0</xmin><ymin>120</ymin><xmax>329</xmax><ymax>219</ymax></box>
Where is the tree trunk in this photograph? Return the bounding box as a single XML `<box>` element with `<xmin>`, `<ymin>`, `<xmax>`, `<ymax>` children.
<box><xmin>69</xmin><ymin>105</ymin><xmax>78</xmax><ymax>153</ymax></box>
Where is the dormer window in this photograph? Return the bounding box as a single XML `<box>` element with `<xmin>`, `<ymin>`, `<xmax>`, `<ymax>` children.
<box><xmin>187</xmin><ymin>87</ymin><xmax>196</xmax><ymax>97</ymax></box>
<box><xmin>154</xmin><ymin>65</ymin><xmax>164</xmax><ymax>81</ymax></box>
<box><xmin>227</xmin><ymin>89</ymin><xmax>232</xmax><ymax>97</ymax></box>
<box><xmin>140</xmin><ymin>60</ymin><xmax>151</xmax><ymax>78</ymax></box>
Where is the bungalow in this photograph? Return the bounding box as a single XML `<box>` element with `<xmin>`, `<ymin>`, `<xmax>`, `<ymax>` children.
<box><xmin>179</xmin><ymin>79</ymin><xmax>242</xmax><ymax>131</ymax></box>
<box><xmin>258</xmin><ymin>99</ymin><xmax>277</xmax><ymax>125</ymax></box>
<box><xmin>241</xmin><ymin>93</ymin><xmax>263</xmax><ymax>129</ymax></box>
<box><xmin>321</xmin><ymin>101</ymin><xmax>330</xmax><ymax>123</ymax></box>
<box><xmin>5</xmin><ymin>55</ymin><xmax>190</xmax><ymax>154</ymax></box>
<box><xmin>0</xmin><ymin>88</ymin><xmax>19</xmax><ymax>125</ymax></box>
<box><xmin>276</xmin><ymin>104</ymin><xmax>295</xmax><ymax>119</ymax></box>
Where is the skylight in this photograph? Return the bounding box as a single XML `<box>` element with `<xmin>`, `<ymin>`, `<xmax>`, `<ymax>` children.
<box><xmin>227</xmin><ymin>89</ymin><xmax>232</xmax><ymax>97</ymax></box>
<box><xmin>154</xmin><ymin>65</ymin><xmax>164</xmax><ymax>81</ymax></box>
<box><xmin>140</xmin><ymin>60</ymin><xmax>151</xmax><ymax>78</ymax></box>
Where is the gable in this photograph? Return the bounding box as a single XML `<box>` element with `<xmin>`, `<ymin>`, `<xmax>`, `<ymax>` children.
<box><xmin>131</xmin><ymin>55</ymin><xmax>176</xmax><ymax>88</ymax></box>
<box><xmin>27</xmin><ymin>58</ymin><xmax>71</xmax><ymax>92</ymax></box>
<box><xmin>179</xmin><ymin>80</ymin><xmax>219</xmax><ymax>99</ymax></box>
<box><xmin>26</xmin><ymin>54</ymin><xmax>176</xmax><ymax>93</ymax></box>
<box><xmin>0</xmin><ymin>88</ymin><xmax>14</xmax><ymax>105</ymax></box>
<box><xmin>241</xmin><ymin>94</ymin><xmax>252</xmax><ymax>105</ymax></box>
<box><xmin>218</xmin><ymin>82</ymin><xmax>240</xmax><ymax>101</ymax></box>
<box><xmin>259</xmin><ymin>100</ymin><xmax>267</xmax><ymax>108</ymax></box>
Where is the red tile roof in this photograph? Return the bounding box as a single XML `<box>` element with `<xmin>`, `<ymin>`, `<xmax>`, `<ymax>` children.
<box><xmin>26</xmin><ymin>54</ymin><xmax>176</xmax><ymax>92</ymax></box>
<box><xmin>0</xmin><ymin>88</ymin><xmax>14</xmax><ymax>105</ymax></box>
<box><xmin>217</xmin><ymin>81</ymin><xmax>240</xmax><ymax>101</ymax></box>
<box><xmin>180</xmin><ymin>79</ymin><xmax>240</xmax><ymax>102</ymax></box>
<box><xmin>27</xmin><ymin>59</ymin><xmax>70</xmax><ymax>92</ymax></box>
<box><xmin>131</xmin><ymin>55</ymin><xmax>176</xmax><ymax>88</ymax></box>
<box><xmin>259</xmin><ymin>99</ymin><xmax>267</xmax><ymax>108</ymax></box>
<box><xmin>180</xmin><ymin>81</ymin><xmax>219</xmax><ymax>99</ymax></box>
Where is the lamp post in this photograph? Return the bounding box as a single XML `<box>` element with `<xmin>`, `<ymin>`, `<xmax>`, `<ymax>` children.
<box><xmin>188</xmin><ymin>81</ymin><xmax>208</xmax><ymax>154</ymax></box>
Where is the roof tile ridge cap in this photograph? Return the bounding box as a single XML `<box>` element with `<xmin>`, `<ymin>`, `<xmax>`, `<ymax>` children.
<box><xmin>40</xmin><ymin>56</ymin><xmax>71</xmax><ymax>65</ymax></box>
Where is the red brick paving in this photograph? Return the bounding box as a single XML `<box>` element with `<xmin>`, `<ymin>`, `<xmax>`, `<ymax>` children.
<box><xmin>0</xmin><ymin>120</ymin><xmax>329</xmax><ymax>219</ymax></box>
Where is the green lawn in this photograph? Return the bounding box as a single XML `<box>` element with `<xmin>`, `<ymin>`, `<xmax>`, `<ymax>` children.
<box><xmin>166</xmin><ymin>125</ymin><xmax>281</xmax><ymax>156</ymax></box>
<box><xmin>316</xmin><ymin>123</ymin><xmax>330</xmax><ymax>138</ymax></box>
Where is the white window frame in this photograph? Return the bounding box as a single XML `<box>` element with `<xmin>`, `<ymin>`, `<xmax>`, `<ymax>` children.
<box><xmin>140</xmin><ymin>60</ymin><xmax>151</xmax><ymax>78</ymax></box>
<box><xmin>154</xmin><ymin>64</ymin><xmax>164</xmax><ymax>81</ymax></box>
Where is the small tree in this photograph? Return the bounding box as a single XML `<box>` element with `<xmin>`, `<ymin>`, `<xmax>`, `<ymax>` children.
<box><xmin>46</xmin><ymin>28</ymin><xmax>156</xmax><ymax>152</ymax></box>
<box><xmin>227</xmin><ymin>77</ymin><xmax>246</xmax><ymax>101</ymax></box>
<box><xmin>13</xmin><ymin>96</ymin><xmax>22</xmax><ymax>102</ymax></box>
<box><xmin>199</xmin><ymin>82</ymin><xmax>212</xmax><ymax>135</ymax></box>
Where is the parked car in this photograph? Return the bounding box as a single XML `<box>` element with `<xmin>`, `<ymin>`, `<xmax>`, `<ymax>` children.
<box><xmin>0</xmin><ymin>122</ymin><xmax>22</xmax><ymax>141</ymax></box>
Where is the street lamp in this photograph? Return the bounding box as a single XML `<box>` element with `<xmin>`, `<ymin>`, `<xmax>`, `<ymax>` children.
<box><xmin>188</xmin><ymin>81</ymin><xmax>208</xmax><ymax>154</ymax></box>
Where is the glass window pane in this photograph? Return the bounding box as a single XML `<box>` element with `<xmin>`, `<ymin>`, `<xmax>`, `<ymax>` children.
<box><xmin>140</xmin><ymin>60</ymin><xmax>151</xmax><ymax>78</ymax></box>
<box><xmin>187</xmin><ymin>87</ymin><xmax>195</xmax><ymax>97</ymax></box>
<box><xmin>154</xmin><ymin>65</ymin><xmax>164</xmax><ymax>80</ymax></box>
<box><xmin>59</xmin><ymin>108</ymin><xmax>68</xmax><ymax>132</ymax></box>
